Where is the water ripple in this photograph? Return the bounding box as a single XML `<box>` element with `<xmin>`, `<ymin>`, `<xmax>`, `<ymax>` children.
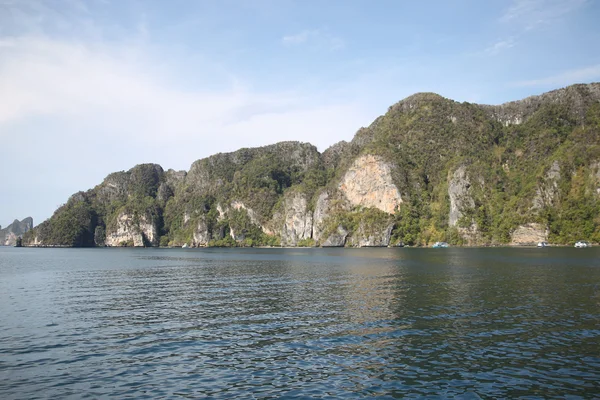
<box><xmin>1</xmin><ymin>247</ymin><xmax>599</xmax><ymax>398</ymax></box>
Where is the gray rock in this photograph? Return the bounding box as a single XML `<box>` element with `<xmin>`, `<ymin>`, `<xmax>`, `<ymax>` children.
<box><xmin>0</xmin><ymin>217</ymin><xmax>33</xmax><ymax>246</ymax></box>
<box><xmin>279</xmin><ymin>192</ymin><xmax>313</xmax><ymax>246</ymax></box>
<box><xmin>322</xmin><ymin>226</ymin><xmax>349</xmax><ymax>247</ymax></box>
<box><xmin>348</xmin><ymin>222</ymin><xmax>394</xmax><ymax>247</ymax></box>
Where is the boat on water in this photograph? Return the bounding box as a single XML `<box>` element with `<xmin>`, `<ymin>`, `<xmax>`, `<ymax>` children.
<box><xmin>432</xmin><ymin>242</ymin><xmax>449</xmax><ymax>248</ymax></box>
<box><xmin>537</xmin><ymin>241</ymin><xmax>549</xmax><ymax>247</ymax></box>
<box><xmin>182</xmin><ymin>243</ymin><xmax>189</xmax><ymax>249</ymax></box>
<box><xmin>574</xmin><ymin>240</ymin><xmax>591</xmax><ymax>248</ymax></box>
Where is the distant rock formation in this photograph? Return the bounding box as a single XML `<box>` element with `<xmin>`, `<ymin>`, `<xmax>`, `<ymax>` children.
<box><xmin>0</xmin><ymin>217</ymin><xmax>33</xmax><ymax>246</ymax></box>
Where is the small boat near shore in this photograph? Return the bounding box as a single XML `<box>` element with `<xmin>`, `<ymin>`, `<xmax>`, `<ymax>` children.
<box><xmin>537</xmin><ymin>241</ymin><xmax>549</xmax><ymax>247</ymax></box>
<box><xmin>432</xmin><ymin>242</ymin><xmax>449</xmax><ymax>248</ymax></box>
<box><xmin>574</xmin><ymin>240</ymin><xmax>591</xmax><ymax>248</ymax></box>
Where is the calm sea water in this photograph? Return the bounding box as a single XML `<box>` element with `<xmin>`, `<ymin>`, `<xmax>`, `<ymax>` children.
<box><xmin>1</xmin><ymin>247</ymin><xmax>599</xmax><ymax>399</ymax></box>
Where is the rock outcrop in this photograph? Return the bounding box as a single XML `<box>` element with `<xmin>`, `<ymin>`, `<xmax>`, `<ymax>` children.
<box><xmin>105</xmin><ymin>212</ymin><xmax>158</xmax><ymax>247</ymax></box>
<box><xmin>192</xmin><ymin>217</ymin><xmax>211</xmax><ymax>247</ymax></box>
<box><xmin>25</xmin><ymin>83</ymin><xmax>600</xmax><ymax>247</ymax></box>
<box><xmin>321</xmin><ymin>226</ymin><xmax>349</xmax><ymax>247</ymax></box>
<box><xmin>510</xmin><ymin>223</ymin><xmax>548</xmax><ymax>245</ymax></box>
<box><xmin>448</xmin><ymin>166</ymin><xmax>474</xmax><ymax>227</ymax></box>
<box><xmin>277</xmin><ymin>192</ymin><xmax>313</xmax><ymax>246</ymax></box>
<box><xmin>338</xmin><ymin>154</ymin><xmax>402</xmax><ymax>214</ymax></box>
<box><xmin>0</xmin><ymin>217</ymin><xmax>33</xmax><ymax>246</ymax></box>
<box><xmin>348</xmin><ymin>222</ymin><xmax>394</xmax><ymax>247</ymax></box>
<box><xmin>312</xmin><ymin>191</ymin><xmax>334</xmax><ymax>243</ymax></box>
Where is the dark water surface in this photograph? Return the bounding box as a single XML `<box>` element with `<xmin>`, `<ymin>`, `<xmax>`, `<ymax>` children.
<box><xmin>1</xmin><ymin>247</ymin><xmax>599</xmax><ymax>399</ymax></box>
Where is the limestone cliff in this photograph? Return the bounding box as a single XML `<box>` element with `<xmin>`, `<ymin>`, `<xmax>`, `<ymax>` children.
<box><xmin>338</xmin><ymin>155</ymin><xmax>402</xmax><ymax>214</ymax></box>
<box><xmin>26</xmin><ymin>83</ymin><xmax>600</xmax><ymax>247</ymax></box>
<box><xmin>321</xmin><ymin>226</ymin><xmax>349</xmax><ymax>247</ymax></box>
<box><xmin>192</xmin><ymin>217</ymin><xmax>211</xmax><ymax>247</ymax></box>
<box><xmin>348</xmin><ymin>221</ymin><xmax>394</xmax><ymax>247</ymax></box>
<box><xmin>276</xmin><ymin>192</ymin><xmax>313</xmax><ymax>246</ymax></box>
<box><xmin>0</xmin><ymin>217</ymin><xmax>33</xmax><ymax>246</ymax></box>
<box><xmin>510</xmin><ymin>223</ymin><xmax>548</xmax><ymax>246</ymax></box>
<box><xmin>448</xmin><ymin>166</ymin><xmax>475</xmax><ymax>228</ymax></box>
<box><xmin>105</xmin><ymin>212</ymin><xmax>158</xmax><ymax>247</ymax></box>
<box><xmin>312</xmin><ymin>191</ymin><xmax>334</xmax><ymax>243</ymax></box>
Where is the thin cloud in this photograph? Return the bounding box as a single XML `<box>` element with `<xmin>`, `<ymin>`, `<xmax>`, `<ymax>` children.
<box><xmin>488</xmin><ymin>0</ymin><xmax>587</xmax><ymax>56</ymax></box>
<box><xmin>485</xmin><ymin>37</ymin><xmax>517</xmax><ymax>55</ymax></box>
<box><xmin>281</xmin><ymin>29</ymin><xmax>345</xmax><ymax>50</ymax></box>
<box><xmin>513</xmin><ymin>64</ymin><xmax>600</xmax><ymax>87</ymax></box>
<box><xmin>500</xmin><ymin>0</ymin><xmax>588</xmax><ymax>30</ymax></box>
<box><xmin>0</xmin><ymin>36</ymin><xmax>364</xmax><ymax>146</ymax></box>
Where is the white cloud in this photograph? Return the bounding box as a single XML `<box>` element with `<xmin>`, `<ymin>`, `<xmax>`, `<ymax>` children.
<box><xmin>513</xmin><ymin>64</ymin><xmax>600</xmax><ymax>87</ymax></box>
<box><xmin>0</xmin><ymin>35</ymin><xmax>367</xmax><ymax>150</ymax></box>
<box><xmin>0</xmin><ymin>34</ymin><xmax>370</xmax><ymax>225</ymax></box>
<box><xmin>500</xmin><ymin>0</ymin><xmax>587</xmax><ymax>30</ymax></box>
<box><xmin>485</xmin><ymin>37</ymin><xmax>517</xmax><ymax>55</ymax></box>
<box><xmin>281</xmin><ymin>29</ymin><xmax>345</xmax><ymax>50</ymax></box>
<box><xmin>488</xmin><ymin>0</ymin><xmax>587</xmax><ymax>56</ymax></box>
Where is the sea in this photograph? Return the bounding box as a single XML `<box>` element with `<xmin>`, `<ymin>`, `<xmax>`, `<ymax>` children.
<box><xmin>1</xmin><ymin>246</ymin><xmax>599</xmax><ymax>399</ymax></box>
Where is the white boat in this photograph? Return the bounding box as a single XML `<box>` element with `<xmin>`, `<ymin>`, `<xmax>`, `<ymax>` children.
<box><xmin>574</xmin><ymin>241</ymin><xmax>591</xmax><ymax>248</ymax></box>
<box><xmin>537</xmin><ymin>242</ymin><xmax>549</xmax><ymax>247</ymax></box>
<box><xmin>182</xmin><ymin>243</ymin><xmax>189</xmax><ymax>248</ymax></box>
<box><xmin>432</xmin><ymin>242</ymin><xmax>449</xmax><ymax>248</ymax></box>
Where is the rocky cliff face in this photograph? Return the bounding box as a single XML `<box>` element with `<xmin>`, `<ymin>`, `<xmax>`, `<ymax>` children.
<box><xmin>277</xmin><ymin>192</ymin><xmax>313</xmax><ymax>246</ymax></box>
<box><xmin>448</xmin><ymin>166</ymin><xmax>474</xmax><ymax>228</ymax></box>
<box><xmin>0</xmin><ymin>217</ymin><xmax>33</xmax><ymax>246</ymax></box>
<box><xmin>510</xmin><ymin>223</ymin><xmax>548</xmax><ymax>245</ymax></box>
<box><xmin>192</xmin><ymin>217</ymin><xmax>211</xmax><ymax>247</ymax></box>
<box><xmin>321</xmin><ymin>226</ymin><xmax>349</xmax><ymax>247</ymax></box>
<box><xmin>105</xmin><ymin>212</ymin><xmax>158</xmax><ymax>247</ymax></box>
<box><xmin>348</xmin><ymin>221</ymin><xmax>394</xmax><ymax>247</ymax></box>
<box><xmin>338</xmin><ymin>154</ymin><xmax>402</xmax><ymax>214</ymax></box>
<box><xmin>28</xmin><ymin>83</ymin><xmax>600</xmax><ymax>247</ymax></box>
<box><xmin>312</xmin><ymin>191</ymin><xmax>333</xmax><ymax>243</ymax></box>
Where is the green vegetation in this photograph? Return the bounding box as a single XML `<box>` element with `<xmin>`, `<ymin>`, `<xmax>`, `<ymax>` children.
<box><xmin>26</xmin><ymin>83</ymin><xmax>600</xmax><ymax>247</ymax></box>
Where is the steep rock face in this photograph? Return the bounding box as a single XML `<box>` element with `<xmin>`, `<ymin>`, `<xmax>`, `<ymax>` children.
<box><xmin>322</xmin><ymin>226</ymin><xmax>349</xmax><ymax>247</ymax></box>
<box><xmin>532</xmin><ymin>161</ymin><xmax>561</xmax><ymax>209</ymax></box>
<box><xmin>510</xmin><ymin>223</ymin><xmax>548</xmax><ymax>245</ymax></box>
<box><xmin>312</xmin><ymin>191</ymin><xmax>333</xmax><ymax>242</ymax></box>
<box><xmin>348</xmin><ymin>222</ymin><xmax>394</xmax><ymax>247</ymax></box>
<box><xmin>338</xmin><ymin>154</ymin><xmax>402</xmax><ymax>214</ymax></box>
<box><xmin>448</xmin><ymin>166</ymin><xmax>474</xmax><ymax>227</ymax></box>
<box><xmin>105</xmin><ymin>212</ymin><xmax>158</xmax><ymax>247</ymax></box>
<box><xmin>26</xmin><ymin>83</ymin><xmax>600</xmax><ymax>247</ymax></box>
<box><xmin>192</xmin><ymin>218</ymin><xmax>211</xmax><ymax>246</ymax></box>
<box><xmin>0</xmin><ymin>217</ymin><xmax>33</xmax><ymax>246</ymax></box>
<box><xmin>278</xmin><ymin>192</ymin><xmax>313</xmax><ymax>246</ymax></box>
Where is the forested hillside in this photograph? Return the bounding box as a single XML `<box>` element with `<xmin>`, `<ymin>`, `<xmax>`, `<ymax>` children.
<box><xmin>24</xmin><ymin>83</ymin><xmax>600</xmax><ymax>247</ymax></box>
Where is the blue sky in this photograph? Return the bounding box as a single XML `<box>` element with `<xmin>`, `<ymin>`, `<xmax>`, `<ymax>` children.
<box><xmin>1</xmin><ymin>0</ymin><xmax>599</xmax><ymax>227</ymax></box>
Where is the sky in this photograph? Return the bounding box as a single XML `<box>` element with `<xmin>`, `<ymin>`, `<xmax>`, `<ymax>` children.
<box><xmin>1</xmin><ymin>0</ymin><xmax>599</xmax><ymax>228</ymax></box>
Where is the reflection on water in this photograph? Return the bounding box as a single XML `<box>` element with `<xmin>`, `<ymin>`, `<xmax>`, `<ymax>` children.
<box><xmin>1</xmin><ymin>247</ymin><xmax>599</xmax><ymax>398</ymax></box>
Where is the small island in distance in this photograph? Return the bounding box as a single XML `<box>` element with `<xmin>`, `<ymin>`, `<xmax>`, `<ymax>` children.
<box><xmin>0</xmin><ymin>217</ymin><xmax>33</xmax><ymax>247</ymax></box>
<box><xmin>23</xmin><ymin>83</ymin><xmax>600</xmax><ymax>248</ymax></box>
